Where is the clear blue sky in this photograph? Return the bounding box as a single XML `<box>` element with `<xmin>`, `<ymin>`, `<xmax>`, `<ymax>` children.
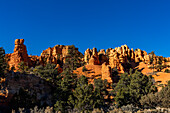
<box><xmin>0</xmin><ymin>0</ymin><xmax>170</xmax><ymax>57</ymax></box>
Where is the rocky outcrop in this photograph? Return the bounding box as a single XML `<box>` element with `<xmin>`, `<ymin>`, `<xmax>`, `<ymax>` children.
<box><xmin>6</xmin><ymin>39</ymin><xmax>31</xmax><ymax>70</ymax></box>
<box><xmin>101</xmin><ymin>62</ymin><xmax>112</xmax><ymax>83</ymax></box>
<box><xmin>6</xmin><ymin>40</ymin><xmax>83</xmax><ymax>71</ymax></box>
<box><xmin>6</xmin><ymin>39</ymin><xmax>169</xmax><ymax>75</ymax></box>
<box><xmin>40</xmin><ymin>45</ymin><xmax>83</xmax><ymax>65</ymax></box>
<box><xmin>84</xmin><ymin>48</ymin><xmax>108</xmax><ymax>65</ymax></box>
<box><xmin>166</xmin><ymin>57</ymin><xmax>170</xmax><ymax>62</ymax></box>
<box><xmin>84</xmin><ymin>48</ymin><xmax>99</xmax><ymax>65</ymax></box>
<box><xmin>105</xmin><ymin>45</ymin><xmax>153</xmax><ymax>73</ymax></box>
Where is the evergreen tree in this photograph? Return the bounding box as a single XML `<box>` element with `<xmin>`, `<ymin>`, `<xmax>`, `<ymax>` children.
<box><xmin>114</xmin><ymin>70</ymin><xmax>157</xmax><ymax>107</ymax></box>
<box><xmin>93</xmin><ymin>78</ymin><xmax>108</xmax><ymax>108</ymax></box>
<box><xmin>129</xmin><ymin>71</ymin><xmax>157</xmax><ymax>107</ymax></box>
<box><xmin>156</xmin><ymin>57</ymin><xmax>163</xmax><ymax>71</ymax></box>
<box><xmin>54</xmin><ymin>46</ymin><xmax>81</xmax><ymax>112</ymax></box>
<box><xmin>0</xmin><ymin>47</ymin><xmax>7</xmax><ymax>78</ymax></box>
<box><xmin>72</xmin><ymin>75</ymin><xmax>94</xmax><ymax>112</ymax></box>
<box><xmin>140</xmin><ymin>81</ymin><xmax>170</xmax><ymax>108</ymax></box>
<box><xmin>17</xmin><ymin>61</ymin><xmax>29</xmax><ymax>74</ymax></box>
<box><xmin>149</xmin><ymin>51</ymin><xmax>155</xmax><ymax>74</ymax></box>
<box><xmin>114</xmin><ymin>72</ymin><xmax>131</xmax><ymax>107</ymax></box>
<box><xmin>33</xmin><ymin>63</ymin><xmax>61</xmax><ymax>85</ymax></box>
<box><xmin>9</xmin><ymin>88</ymin><xmax>39</xmax><ymax>110</ymax></box>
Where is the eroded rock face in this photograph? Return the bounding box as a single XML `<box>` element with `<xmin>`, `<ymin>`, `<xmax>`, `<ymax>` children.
<box><xmin>166</xmin><ymin>57</ymin><xmax>170</xmax><ymax>62</ymax></box>
<box><xmin>6</xmin><ymin>39</ymin><xmax>83</xmax><ymax>72</ymax></box>
<box><xmin>84</xmin><ymin>48</ymin><xmax>99</xmax><ymax>65</ymax></box>
<box><xmin>6</xmin><ymin>39</ymin><xmax>31</xmax><ymax>70</ymax></box>
<box><xmin>84</xmin><ymin>48</ymin><xmax>92</xmax><ymax>63</ymax></box>
<box><xmin>40</xmin><ymin>45</ymin><xmax>83</xmax><ymax>65</ymax></box>
<box><xmin>84</xmin><ymin>48</ymin><xmax>108</xmax><ymax>65</ymax></box>
<box><xmin>101</xmin><ymin>62</ymin><xmax>112</xmax><ymax>83</ymax></box>
<box><xmin>106</xmin><ymin>45</ymin><xmax>151</xmax><ymax>73</ymax></box>
<box><xmin>6</xmin><ymin>39</ymin><xmax>168</xmax><ymax>76</ymax></box>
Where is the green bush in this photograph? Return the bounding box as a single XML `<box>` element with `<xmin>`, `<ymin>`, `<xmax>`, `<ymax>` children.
<box><xmin>140</xmin><ymin>80</ymin><xmax>170</xmax><ymax>108</ymax></box>
<box><xmin>165</xmin><ymin>69</ymin><xmax>170</xmax><ymax>73</ymax></box>
<box><xmin>0</xmin><ymin>47</ymin><xmax>7</xmax><ymax>77</ymax></box>
<box><xmin>114</xmin><ymin>70</ymin><xmax>157</xmax><ymax>107</ymax></box>
<box><xmin>82</xmin><ymin>66</ymin><xmax>87</xmax><ymax>72</ymax></box>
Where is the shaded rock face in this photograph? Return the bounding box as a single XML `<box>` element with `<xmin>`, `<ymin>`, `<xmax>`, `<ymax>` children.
<box><xmin>6</xmin><ymin>39</ymin><xmax>31</xmax><ymax>70</ymax></box>
<box><xmin>0</xmin><ymin>78</ymin><xmax>8</xmax><ymax>106</ymax></box>
<box><xmin>6</xmin><ymin>73</ymin><xmax>53</xmax><ymax>106</ymax></box>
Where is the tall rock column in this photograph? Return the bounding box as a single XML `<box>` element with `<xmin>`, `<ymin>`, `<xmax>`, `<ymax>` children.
<box><xmin>101</xmin><ymin>62</ymin><xmax>112</xmax><ymax>83</ymax></box>
<box><xmin>7</xmin><ymin>39</ymin><xmax>31</xmax><ymax>70</ymax></box>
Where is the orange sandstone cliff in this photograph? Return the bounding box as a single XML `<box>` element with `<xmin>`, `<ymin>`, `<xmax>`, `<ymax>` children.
<box><xmin>6</xmin><ymin>39</ymin><xmax>31</xmax><ymax>70</ymax></box>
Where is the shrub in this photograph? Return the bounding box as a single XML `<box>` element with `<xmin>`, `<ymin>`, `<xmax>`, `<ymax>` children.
<box><xmin>82</xmin><ymin>66</ymin><xmax>87</xmax><ymax>72</ymax></box>
<box><xmin>149</xmin><ymin>66</ymin><xmax>154</xmax><ymax>69</ymax></box>
<box><xmin>121</xmin><ymin>104</ymin><xmax>139</xmax><ymax>112</ymax></box>
<box><xmin>114</xmin><ymin>70</ymin><xmax>157</xmax><ymax>107</ymax></box>
<box><xmin>140</xmin><ymin>80</ymin><xmax>170</xmax><ymax>108</ymax></box>
<box><xmin>165</xmin><ymin>69</ymin><xmax>170</xmax><ymax>73</ymax></box>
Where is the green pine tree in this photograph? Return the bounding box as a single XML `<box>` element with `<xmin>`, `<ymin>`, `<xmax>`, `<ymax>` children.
<box><xmin>114</xmin><ymin>72</ymin><xmax>131</xmax><ymax>107</ymax></box>
<box><xmin>17</xmin><ymin>61</ymin><xmax>29</xmax><ymax>74</ymax></box>
<box><xmin>9</xmin><ymin>88</ymin><xmax>39</xmax><ymax>110</ymax></box>
<box><xmin>114</xmin><ymin>70</ymin><xmax>157</xmax><ymax>107</ymax></box>
<box><xmin>93</xmin><ymin>78</ymin><xmax>108</xmax><ymax>108</ymax></box>
<box><xmin>54</xmin><ymin>46</ymin><xmax>81</xmax><ymax>112</ymax></box>
<box><xmin>0</xmin><ymin>47</ymin><xmax>7</xmax><ymax>78</ymax></box>
<box><xmin>72</xmin><ymin>75</ymin><xmax>94</xmax><ymax>112</ymax></box>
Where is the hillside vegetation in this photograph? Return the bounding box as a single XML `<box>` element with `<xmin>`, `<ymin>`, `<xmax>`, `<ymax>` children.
<box><xmin>0</xmin><ymin>39</ymin><xmax>169</xmax><ymax>112</ymax></box>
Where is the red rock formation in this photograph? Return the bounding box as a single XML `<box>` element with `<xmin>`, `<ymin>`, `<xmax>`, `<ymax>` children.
<box><xmin>7</xmin><ymin>39</ymin><xmax>31</xmax><ymax>70</ymax></box>
<box><xmin>84</xmin><ymin>48</ymin><xmax>92</xmax><ymax>63</ymax></box>
<box><xmin>84</xmin><ymin>48</ymin><xmax>108</xmax><ymax>65</ymax></box>
<box><xmin>40</xmin><ymin>45</ymin><xmax>83</xmax><ymax>65</ymax></box>
<box><xmin>101</xmin><ymin>62</ymin><xmax>112</xmax><ymax>83</ymax></box>
<box><xmin>6</xmin><ymin>39</ymin><xmax>169</xmax><ymax>78</ymax></box>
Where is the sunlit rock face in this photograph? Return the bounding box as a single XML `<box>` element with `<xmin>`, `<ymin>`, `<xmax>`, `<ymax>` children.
<box><xmin>6</xmin><ymin>39</ymin><xmax>31</xmax><ymax>70</ymax></box>
<box><xmin>6</xmin><ymin>39</ymin><xmax>166</xmax><ymax>75</ymax></box>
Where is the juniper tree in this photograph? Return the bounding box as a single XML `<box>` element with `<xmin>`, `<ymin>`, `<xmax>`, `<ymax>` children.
<box><xmin>17</xmin><ymin>61</ymin><xmax>29</xmax><ymax>74</ymax></box>
<box><xmin>114</xmin><ymin>70</ymin><xmax>157</xmax><ymax>107</ymax></box>
<box><xmin>54</xmin><ymin>45</ymin><xmax>81</xmax><ymax>112</ymax></box>
<box><xmin>114</xmin><ymin>72</ymin><xmax>131</xmax><ymax>107</ymax></box>
<box><xmin>140</xmin><ymin>80</ymin><xmax>170</xmax><ymax>108</ymax></box>
<box><xmin>71</xmin><ymin>75</ymin><xmax>94</xmax><ymax>112</ymax></box>
<box><xmin>0</xmin><ymin>47</ymin><xmax>7</xmax><ymax>78</ymax></box>
<box><xmin>128</xmin><ymin>71</ymin><xmax>157</xmax><ymax>107</ymax></box>
<box><xmin>9</xmin><ymin>88</ymin><xmax>39</xmax><ymax>111</ymax></box>
<box><xmin>33</xmin><ymin>63</ymin><xmax>61</xmax><ymax>85</ymax></box>
<box><xmin>93</xmin><ymin>78</ymin><xmax>108</xmax><ymax>108</ymax></box>
<box><xmin>149</xmin><ymin>51</ymin><xmax>155</xmax><ymax>74</ymax></box>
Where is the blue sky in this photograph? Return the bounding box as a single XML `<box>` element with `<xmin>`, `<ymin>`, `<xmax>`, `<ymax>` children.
<box><xmin>0</xmin><ymin>0</ymin><xmax>170</xmax><ymax>57</ymax></box>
